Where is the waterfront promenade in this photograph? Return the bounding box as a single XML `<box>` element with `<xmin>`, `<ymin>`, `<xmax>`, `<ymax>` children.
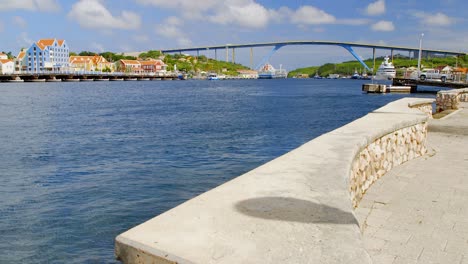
<box><xmin>356</xmin><ymin>103</ymin><xmax>468</xmax><ymax>263</ymax></box>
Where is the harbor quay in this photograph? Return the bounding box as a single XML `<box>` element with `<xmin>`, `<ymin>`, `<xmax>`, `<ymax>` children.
<box><xmin>0</xmin><ymin>72</ymin><xmax>180</xmax><ymax>82</ymax></box>
<box><xmin>115</xmin><ymin>88</ymin><xmax>468</xmax><ymax>263</ymax></box>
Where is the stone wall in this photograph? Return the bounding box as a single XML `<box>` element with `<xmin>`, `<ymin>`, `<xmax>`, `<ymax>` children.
<box><xmin>349</xmin><ymin>123</ymin><xmax>428</xmax><ymax>207</ymax></box>
<box><xmin>409</xmin><ymin>102</ymin><xmax>433</xmax><ymax>118</ymax></box>
<box><xmin>436</xmin><ymin>88</ymin><xmax>468</xmax><ymax>112</ymax></box>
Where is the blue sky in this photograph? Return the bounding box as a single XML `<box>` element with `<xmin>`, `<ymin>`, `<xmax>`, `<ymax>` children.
<box><xmin>0</xmin><ymin>0</ymin><xmax>466</xmax><ymax>69</ymax></box>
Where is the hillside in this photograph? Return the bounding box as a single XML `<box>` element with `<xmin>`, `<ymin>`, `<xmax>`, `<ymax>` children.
<box><xmin>72</xmin><ymin>50</ymin><xmax>250</xmax><ymax>76</ymax></box>
<box><xmin>288</xmin><ymin>55</ymin><xmax>468</xmax><ymax>78</ymax></box>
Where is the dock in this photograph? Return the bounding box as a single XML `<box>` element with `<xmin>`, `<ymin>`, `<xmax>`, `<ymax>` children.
<box><xmin>392</xmin><ymin>78</ymin><xmax>468</xmax><ymax>89</ymax></box>
<box><xmin>362</xmin><ymin>83</ymin><xmax>415</xmax><ymax>93</ymax></box>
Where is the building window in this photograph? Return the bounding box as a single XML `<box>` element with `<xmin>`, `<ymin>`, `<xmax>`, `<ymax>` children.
<box><xmin>34</xmin><ymin>47</ymin><xmax>36</xmax><ymax>51</ymax></box>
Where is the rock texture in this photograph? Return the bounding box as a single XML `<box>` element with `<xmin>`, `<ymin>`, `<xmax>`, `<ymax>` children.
<box><xmin>349</xmin><ymin>123</ymin><xmax>428</xmax><ymax>207</ymax></box>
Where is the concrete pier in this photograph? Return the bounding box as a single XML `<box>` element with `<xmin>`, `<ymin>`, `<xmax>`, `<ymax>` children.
<box><xmin>362</xmin><ymin>84</ymin><xmax>413</xmax><ymax>93</ymax></box>
<box><xmin>115</xmin><ymin>98</ymin><xmax>434</xmax><ymax>264</ymax></box>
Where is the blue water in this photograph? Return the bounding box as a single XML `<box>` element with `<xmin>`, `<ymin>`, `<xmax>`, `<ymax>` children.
<box><xmin>0</xmin><ymin>79</ymin><xmax>432</xmax><ymax>263</ymax></box>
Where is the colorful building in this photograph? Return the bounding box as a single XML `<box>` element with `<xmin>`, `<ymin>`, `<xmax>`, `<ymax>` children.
<box><xmin>117</xmin><ymin>59</ymin><xmax>167</xmax><ymax>73</ymax></box>
<box><xmin>69</xmin><ymin>55</ymin><xmax>115</xmax><ymax>72</ymax></box>
<box><xmin>17</xmin><ymin>38</ymin><xmax>69</xmax><ymax>72</ymax></box>
<box><xmin>139</xmin><ymin>59</ymin><xmax>167</xmax><ymax>73</ymax></box>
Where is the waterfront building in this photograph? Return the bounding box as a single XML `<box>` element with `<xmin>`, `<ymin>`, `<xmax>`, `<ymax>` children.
<box><xmin>118</xmin><ymin>60</ymin><xmax>141</xmax><ymax>73</ymax></box>
<box><xmin>0</xmin><ymin>52</ymin><xmax>7</xmax><ymax>60</ymax></box>
<box><xmin>117</xmin><ymin>59</ymin><xmax>169</xmax><ymax>73</ymax></box>
<box><xmin>237</xmin><ymin>69</ymin><xmax>258</xmax><ymax>79</ymax></box>
<box><xmin>17</xmin><ymin>38</ymin><xmax>69</xmax><ymax>72</ymax></box>
<box><xmin>69</xmin><ymin>55</ymin><xmax>115</xmax><ymax>72</ymax></box>
<box><xmin>139</xmin><ymin>59</ymin><xmax>167</xmax><ymax>73</ymax></box>
<box><xmin>0</xmin><ymin>59</ymin><xmax>14</xmax><ymax>74</ymax></box>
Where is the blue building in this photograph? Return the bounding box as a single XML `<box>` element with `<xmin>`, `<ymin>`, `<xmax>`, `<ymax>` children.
<box><xmin>18</xmin><ymin>38</ymin><xmax>69</xmax><ymax>72</ymax></box>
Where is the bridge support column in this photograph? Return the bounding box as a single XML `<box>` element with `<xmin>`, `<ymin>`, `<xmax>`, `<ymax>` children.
<box><xmin>215</xmin><ymin>49</ymin><xmax>217</xmax><ymax>61</ymax></box>
<box><xmin>340</xmin><ymin>45</ymin><xmax>371</xmax><ymax>72</ymax></box>
<box><xmin>255</xmin><ymin>45</ymin><xmax>284</xmax><ymax>70</ymax></box>
<box><xmin>232</xmin><ymin>48</ymin><xmax>235</xmax><ymax>63</ymax></box>
<box><xmin>391</xmin><ymin>49</ymin><xmax>394</xmax><ymax>62</ymax></box>
<box><xmin>250</xmin><ymin>48</ymin><xmax>253</xmax><ymax>69</ymax></box>
<box><xmin>373</xmin><ymin>48</ymin><xmax>376</xmax><ymax>74</ymax></box>
<box><xmin>225</xmin><ymin>46</ymin><xmax>229</xmax><ymax>62</ymax></box>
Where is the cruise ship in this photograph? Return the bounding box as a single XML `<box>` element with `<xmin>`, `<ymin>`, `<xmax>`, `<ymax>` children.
<box><xmin>258</xmin><ymin>63</ymin><xmax>287</xmax><ymax>79</ymax></box>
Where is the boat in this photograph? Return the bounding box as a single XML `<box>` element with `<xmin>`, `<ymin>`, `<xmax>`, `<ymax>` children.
<box><xmin>351</xmin><ymin>68</ymin><xmax>360</xmax><ymax>79</ymax></box>
<box><xmin>375</xmin><ymin>56</ymin><xmax>396</xmax><ymax>80</ymax></box>
<box><xmin>360</xmin><ymin>68</ymin><xmax>371</xmax><ymax>80</ymax></box>
<box><xmin>312</xmin><ymin>72</ymin><xmax>322</xmax><ymax>79</ymax></box>
<box><xmin>258</xmin><ymin>63</ymin><xmax>287</xmax><ymax>79</ymax></box>
<box><xmin>207</xmin><ymin>73</ymin><xmax>219</xmax><ymax>80</ymax></box>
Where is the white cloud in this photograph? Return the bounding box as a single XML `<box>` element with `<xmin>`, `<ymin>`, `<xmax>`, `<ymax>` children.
<box><xmin>156</xmin><ymin>16</ymin><xmax>192</xmax><ymax>47</ymax></box>
<box><xmin>371</xmin><ymin>20</ymin><xmax>395</xmax><ymax>31</ymax></box>
<box><xmin>0</xmin><ymin>0</ymin><xmax>60</xmax><ymax>12</ymax></box>
<box><xmin>16</xmin><ymin>32</ymin><xmax>33</xmax><ymax>48</ymax></box>
<box><xmin>137</xmin><ymin>1</ymin><xmax>373</xmax><ymax>30</ymax></box>
<box><xmin>413</xmin><ymin>12</ymin><xmax>454</xmax><ymax>26</ymax></box>
<box><xmin>290</xmin><ymin>6</ymin><xmax>336</xmax><ymax>25</ymax></box>
<box><xmin>366</xmin><ymin>0</ymin><xmax>385</xmax><ymax>16</ymax></box>
<box><xmin>68</xmin><ymin>0</ymin><xmax>141</xmax><ymax>30</ymax></box>
<box><xmin>208</xmin><ymin>1</ymin><xmax>270</xmax><ymax>28</ymax></box>
<box><xmin>13</xmin><ymin>16</ymin><xmax>27</xmax><ymax>28</ymax></box>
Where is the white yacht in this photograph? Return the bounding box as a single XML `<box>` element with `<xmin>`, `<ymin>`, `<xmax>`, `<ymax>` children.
<box><xmin>375</xmin><ymin>57</ymin><xmax>396</xmax><ymax>80</ymax></box>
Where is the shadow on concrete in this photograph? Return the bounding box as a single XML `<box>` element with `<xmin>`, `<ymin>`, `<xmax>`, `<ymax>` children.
<box><xmin>235</xmin><ymin>197</ymin><xmax>357</xmax><ymax>225</ymax></box>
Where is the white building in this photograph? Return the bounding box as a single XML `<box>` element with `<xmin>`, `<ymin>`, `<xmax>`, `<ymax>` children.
<box><xmin>0</xmin><ymin>52</ymin><xmax>8</xmax><ymax>60</ymax></box>
<box><xmin>0</xmin><ymin>59</ymin><xmax>15</xmax><ymax>74</ymax></box>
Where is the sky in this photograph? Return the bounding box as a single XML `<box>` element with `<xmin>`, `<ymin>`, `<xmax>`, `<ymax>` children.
<box><xmin>0</xmin><ymin>0</ymin><xmax>466</xmax><ymax>70</ymax></box>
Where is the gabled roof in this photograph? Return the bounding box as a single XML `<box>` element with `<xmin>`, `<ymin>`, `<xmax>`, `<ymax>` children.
<box><xmin>120</xmin><ymin>60</ymin><xmax>141</xmax><ymax>65</ymax></box>
<box><xmin>38</xmin><ymin>39</ymin><xmax>55</xmax><ymax>46</ymax></box>
<box><xmin>139</xmin><ymin>59</ymin><xmax>166</xmax><ymax>66</ymax></box>
<box><xmin>70</xmin><ymin>56</ymin><xmax>94</xmax><ymax>64</ymax></box>
<box><xmin>0</xmin><ymin>59</ymin><xmax>13</xmax><ymax>64</ymax></box>
<box><xmin>17</xmin><ymin>51</ymin><xmax>26</xmax><ymax>60</ymax></box>
<box><xmin>70</xmin><ymin>55</ymin><xmax>110</xmax><ymax>65</ymax></box>
<box><xmin>37</xmin><ymin>38</ymin><xmax>66</xmax><ymax>48</ymax></box>
<box><xmin>36</xmin><ymin>42</ymin><xmax>46</xmax><ymax>50</ymax></box>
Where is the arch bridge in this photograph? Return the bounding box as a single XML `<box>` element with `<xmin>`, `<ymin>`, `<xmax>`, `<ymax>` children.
<box><xmin>160</xmin><ymin>40</ymin><xmax>466</xmax><ymax>71</ymax></box>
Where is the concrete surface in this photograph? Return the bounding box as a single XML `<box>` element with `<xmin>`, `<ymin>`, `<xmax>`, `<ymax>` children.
<box><xmin>116</xmin><ymin>98</ymin><xmax>431</xmax><ymax>264</ymax></box>
<box><xmin>356</xmin><ymin>102</ymin><xmax>468</xmax><ymax>264</ymax></box>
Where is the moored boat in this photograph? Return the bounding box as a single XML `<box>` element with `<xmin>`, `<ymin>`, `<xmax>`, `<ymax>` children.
<box><xmin>207</xmin><ymin>73</ymin><xmax>219</xmax><ymax>80</ymax></box>
<box><xmin>258</xmin><ymin>63</ymin><xmax>287</xmax><ymax>79</ymax></box>
<box><xmin>375</xmin><ymin>56</ymin><xmax>396</xmax><ymax>80</ymax></box>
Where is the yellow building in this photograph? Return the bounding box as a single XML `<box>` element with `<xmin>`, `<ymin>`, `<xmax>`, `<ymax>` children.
<box><xmin>69</xmin><ymin>55</ymin><xmax>115</xmax><ymax>72</ymax></box>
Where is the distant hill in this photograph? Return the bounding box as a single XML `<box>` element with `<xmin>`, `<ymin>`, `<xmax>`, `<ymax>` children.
<box><xmin>288</xmin><ymin>55</ymin><xmax>468</xmax><ymax>78</ymax></box>
<box><xmin>72</xmin><ymin>50</ymin><xmax>250</xmax><ymax>76</ymax></box>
